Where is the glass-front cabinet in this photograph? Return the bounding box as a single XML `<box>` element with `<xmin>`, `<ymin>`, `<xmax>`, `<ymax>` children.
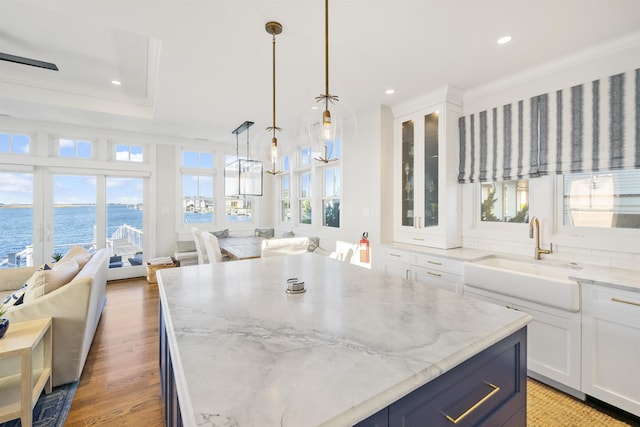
<box><xmin>394</xmin><ymin>88</ymin><xmax>462</xmax><ymax>248</ymax></box>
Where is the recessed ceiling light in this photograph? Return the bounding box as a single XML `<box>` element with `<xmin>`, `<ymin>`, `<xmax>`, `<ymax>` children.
<box><xmin>385</xmin><ymin>89</ymin><xmax>395</xmax><ymax>95</ymax></box>
<box><xmin>497</xmin><ymin>36</ymin><xmax>512</xmax><ymax>45</ymax></box>
<box><xmin>111</xmin><ymin>80</ymin><xmax>121</xmax><ymax>86</ymax></box>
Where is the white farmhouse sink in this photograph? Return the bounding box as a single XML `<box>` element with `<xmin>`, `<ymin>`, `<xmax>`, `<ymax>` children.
<box><xmin>463</xmin><ymin>256</ymin><xmax>581</xmax><ymax>312</ymax></box>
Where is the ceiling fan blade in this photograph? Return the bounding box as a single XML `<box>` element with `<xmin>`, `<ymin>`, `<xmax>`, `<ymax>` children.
<box><xmin>0</xmin><ymin>52</ymin><xmax>59</xmax><ymax>71</ymax></box>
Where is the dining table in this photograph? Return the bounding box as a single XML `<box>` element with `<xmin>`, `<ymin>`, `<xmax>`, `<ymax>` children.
<box><xmin>217</xmin><ymin>236</ymin><xmax>263</xmax><ymax>260</ymax></box>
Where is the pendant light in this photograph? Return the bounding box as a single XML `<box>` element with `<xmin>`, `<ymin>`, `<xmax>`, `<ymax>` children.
<box><xmin>265</xmin><ymin>21</ymin><xmax>284</xmax><ymax>175</ymax></box>
<box><xmin>224</xmin><ymin>120</ymin><xmax>263</xmax><ymax>196</ymax></box>
<box><xmin>305</xmin><ymin>0</ymin><xmax>357</xmax><ymax>163</ymax></box>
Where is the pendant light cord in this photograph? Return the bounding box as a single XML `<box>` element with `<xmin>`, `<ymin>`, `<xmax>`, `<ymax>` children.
<box><xmin>324</xmin><ymin>0</ymin><xmax>329</xmax><ymax>111</ymax></box>
<box><xmin>272</xmin><ymin>32</ymin><xmax>277</xmax><ymax>140</ymax></box>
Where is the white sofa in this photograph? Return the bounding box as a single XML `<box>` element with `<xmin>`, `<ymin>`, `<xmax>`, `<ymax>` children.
<box><xmin>0</xmin><ymin>248</ymin><xmax>109</xmax><ymax>386</ymax></box>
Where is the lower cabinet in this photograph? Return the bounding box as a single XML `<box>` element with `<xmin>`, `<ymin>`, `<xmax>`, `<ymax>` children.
<box><xmin>464</xmin><ymin>288</ymin><xmax>581</xmax><ymax>394</ymax></box>
<box><xmin>582</xmin><ymin>284</ymin><xmax>640</xmax><ymax>417</ymax></box>
<box><xmin>381</xmin><ymin>247</ymin><xmax>463</xmax><ymax>294</ymax></box>
<box><xmin>356</xmin><ymin>328</ymin><xmax>527</xmax><ymax>427</ymax></box>
<box><xmin>160</xmin><ymin>303</ymin><xmax>183</xmax><ymax>427</ymax></box>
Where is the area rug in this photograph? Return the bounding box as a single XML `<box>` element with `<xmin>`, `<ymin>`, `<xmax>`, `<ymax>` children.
<box><xmin>0</xmin><ymin>381</ymin><xmax>77</xmax><ymax>427</ymax></box>
<box><xmin>527</xmin><ymin>378</ymin><xmax>639</xmax><ymax>427</ymax></box>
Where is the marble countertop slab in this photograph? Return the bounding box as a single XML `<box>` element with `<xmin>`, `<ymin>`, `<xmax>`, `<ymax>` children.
<box><xmin>158</xmin><ymin>253</ymin><xmax>531</xmax><ymax>427</ymax></box>
<box><xmin>380</xmin><ymin>242</ymin><xmax>492</xmax><ymax>262</ymax></box>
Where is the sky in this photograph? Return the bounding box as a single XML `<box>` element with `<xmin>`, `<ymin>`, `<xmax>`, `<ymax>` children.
<box><xmin>0</xmin><ymin>173</ymin><xmax>143</xmax><ymax>205</ymax></box>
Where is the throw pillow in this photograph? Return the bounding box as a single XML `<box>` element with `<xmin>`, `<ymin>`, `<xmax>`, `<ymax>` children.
<box><xmin>24</xmin><ymin>258</ymin><xmax>80</xmax><ymax>303</ymax></box>
<box><xmin>59</xmin><ymin>245</ymin><xmax>91</xmax><ymax>268</ymax></box>
<box><xmin>2</xmin><ymin>283</ymin><xmax>28</xmax><ymax>308</ymax></box>
<box><xmin>212</xmin><ymin>229</ymin><xmax>229</xmax><ymax>239</ymax></box>
<box><xmin>255</xmin><ymin>228</ymin><xmax>274</xmax><ymax>238</ymax></box>
<box><xmin>2</xmin><ymin>264</ymin><xmax>51</xmax><ymax>309</ymax></box>
<box><xmin>307</xmin><ymin>237</ymin><xmax>320</xmax><ymax>252</ymax></box>
<box><xmin>281</xmin><ymin>231</ymin><xmax>295</xmax><ymax>238</ymax></box>
<box><xmin>176</xmin><ymin>240</ymin><xmax>196</xmax><ymax>252</ymax></box>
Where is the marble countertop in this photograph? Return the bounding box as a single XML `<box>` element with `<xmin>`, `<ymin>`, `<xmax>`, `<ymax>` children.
<box><xmin>380</xmin><ymin>242</ymin><xmax>491</xmax><ymax>262</ymax></box>
<box><xmin>158</xmin><ymin>253</ymin><xmax>531</xmax><ymax>427</ymax></box>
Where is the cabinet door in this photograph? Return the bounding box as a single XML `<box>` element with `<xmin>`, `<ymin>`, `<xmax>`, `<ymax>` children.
<box><xmin>381</xmin><ymin>248</ymin><xmax>411</xmax><ymax>280</ymax></box>
<box><xmin>393</xmin><ymin>97</ymin><xmax>461</xmax><ymax>249</ymax></box>
<box><xmin>582</xmin><ymin>285</ymin><xmax>640</xmax><ymax>417</ymax></box>
<box><xmin>397</xmin><ymin>111</ymin><xmax>438</xmax><ymax>232</ymax></box>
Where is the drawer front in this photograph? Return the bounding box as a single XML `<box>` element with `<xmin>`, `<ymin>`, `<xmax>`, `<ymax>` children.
<box><xmin>413</xmin><ymin>254</ymin><xmax>462</xmax><ymax>275</ymax></box>
<box><xmin>381</xmin><ymin>248</ymin><xmax>411</xmax><ymax>263</ymax></box>
<box><xmin>412</xmin><ymin>266</ymin><xmax>460</xmax><ymax>293</ymax></box>
<box><xmin>389</xmin><ymin>328</ymin><xmax>527</xmax><ymax>427</ymax></box>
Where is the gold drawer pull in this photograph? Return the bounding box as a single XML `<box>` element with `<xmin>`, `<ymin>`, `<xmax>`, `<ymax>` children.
<box><xmin>444</xmin><ymin>382</ymin><xmax>500</xmax><ymax>424</ymax></box>
<box><xmin>427</xmin><ymin>260</ymin><xmax>442</xmax><ymax>265</ymax></box>
<box><xmin>427</xmin><ymin>271</ymin><xmax>442</xmax><ymax>277</ymax></box>
<box><xmin>612</xmin><ymin>297</ymin><xmax>640</xmax><ymax>307</ymax></box>
<box><xmin>412</xmin><ymin>237</ymin><xmax>425</xmax><ymax>241</ymax></box>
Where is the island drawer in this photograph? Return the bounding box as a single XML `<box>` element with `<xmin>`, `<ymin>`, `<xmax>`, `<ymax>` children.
<box><xmin>356</xmin><ymin>327</ymin><xmax>527</xmax><ymax>427</ymax></box>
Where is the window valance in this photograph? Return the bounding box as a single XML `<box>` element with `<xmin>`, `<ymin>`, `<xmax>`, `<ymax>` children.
<box><xmin>458</xmin><ymin>68</ymin><xmax>639</xmax><ymax>183</ymax></box>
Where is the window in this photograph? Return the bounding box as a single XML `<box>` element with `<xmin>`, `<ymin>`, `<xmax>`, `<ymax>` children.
<box><xmin>0</xmin><ymin>133</ymin><xmax>30</xmax><ymax>154</ymax></box>
<box><xmin>562</xmin><ymin>170</ymin><xmax>640</xmax><ymax>229</ymax></box>
<box><xmin>226</xmin><ymin>198</ymin><xmax>252</xmax><ymax>222</ymax></box>
<box><xmin>182</xmin><ymin>151</ymin><xmax>214</xmax><ymax>224</ymax></box>
<box><xmin>115</xmin><ymin>144</ymin><xmax>143</xmax><ymax>162</ymax></box>
<box><xmin>299</xmin><ymin>171</ymin><xmax>312</xmax><ymax>224</ymax></box>
<box><xmin>300</xmin><ymin>148</ymin><xmax>313</xmax><ymax>167</ymax></box>
<box><xmin>280</xmin><ymin>175</ymin><xmax>291</xmax><ymax>223</ymax></box>
<box><xmin>322</xmin><ymin>166</ymin><xmax>340</xmax><ymax>227</ymax></box>
<box><xmin>59</xmin><ymin>138</ymin><xmax>92</xmax><ymax>159</ymax></box>
<box><xmin>480</xmin><ymin>180</ymin><xmax>529</xmax><ymax>223</ymax></box>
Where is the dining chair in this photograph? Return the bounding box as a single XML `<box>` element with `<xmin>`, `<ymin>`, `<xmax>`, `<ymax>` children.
<box><xmin>201</xmin><ymin>231</ymin><xmax>224</xmax><ymax>264</ymax></box>
<box><xmin>190</xmin><ymin>226</ymin><xmax>208</xmax><ymax>264</ymax></box>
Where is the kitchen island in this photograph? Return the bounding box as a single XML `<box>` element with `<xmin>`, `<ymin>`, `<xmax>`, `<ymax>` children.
<box><xmin>158</xmin><ymin>253</ymin><xmax>531</xmax><ymax>426</ymax></box>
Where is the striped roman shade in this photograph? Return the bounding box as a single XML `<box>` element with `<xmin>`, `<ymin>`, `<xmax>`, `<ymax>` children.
<box><xmin>458</xmin><ymin>68</ymin><xmax>640</xmax><ymax>183</ymax></box>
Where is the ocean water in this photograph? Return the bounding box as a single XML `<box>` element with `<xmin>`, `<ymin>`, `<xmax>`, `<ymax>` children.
<box><xmin>0</xmin><ymin>204</ymin><xmax>143</xmax><ymax>264</ymax></box>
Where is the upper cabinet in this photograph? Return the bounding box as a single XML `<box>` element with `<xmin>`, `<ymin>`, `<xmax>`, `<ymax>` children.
<box><xmin>393</xmin><ymin>86</ymin><xmax>463</xmax><ymax>249</ymax></box>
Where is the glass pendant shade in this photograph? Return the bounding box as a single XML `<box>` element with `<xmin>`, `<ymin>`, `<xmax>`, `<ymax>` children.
<box><xmin>305</xmin><ymin>0</ymin><xmax>357</xmax><ymax>163</ymax></box>
<box><xmin>252</xmin><ymin>127</ymin><xmax>291</xmax><ymax>175</ymax></box>
<box><xmin>224</xmin><ymin>121</ymin><xmax>263</xmax><ymax>196</ymax></box>
<box><xmin>303</xmin><ymin>97</ymin><xmax>356</xmax><ymax>163</ymax></box>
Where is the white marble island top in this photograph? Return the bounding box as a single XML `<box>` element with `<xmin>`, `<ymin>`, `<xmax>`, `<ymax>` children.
<box><xmin>157</xmin><ymin>253</ymin><xmax>531</xmax><ymax>427</ymax></box>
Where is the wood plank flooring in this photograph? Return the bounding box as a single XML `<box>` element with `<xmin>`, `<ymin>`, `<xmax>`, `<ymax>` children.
<box><xmin>65</xmin><ymin>278</ymin><xmax>164</xmax><ymax>426</ymax></box>
<box><xmin>65</xmin><ymin>277</ymin><xmax>638</xmax><ymax>426</ymax></box>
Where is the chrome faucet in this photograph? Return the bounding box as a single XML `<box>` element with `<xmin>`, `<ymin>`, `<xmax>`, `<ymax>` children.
<box><xmin>529</xmin><ymin>216</ymin><xmax>553</xmax><ymax>260</ymax></box>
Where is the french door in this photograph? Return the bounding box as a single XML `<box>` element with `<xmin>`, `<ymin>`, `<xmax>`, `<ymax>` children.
<box><xmin>0</xmin><ymin>167</ymin><xmax>148</xmax><ymax>280</ymax></box>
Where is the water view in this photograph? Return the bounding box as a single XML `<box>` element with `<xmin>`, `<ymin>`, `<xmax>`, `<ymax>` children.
<box><xmin>0</xmin><ymin>204</ymin><xmax>143</xmax><ymax>267</ymax></box>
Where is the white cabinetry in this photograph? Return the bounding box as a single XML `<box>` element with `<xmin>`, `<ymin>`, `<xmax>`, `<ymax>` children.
<box><xmin>381</xmin><ymin>247</ymin><xmax>463</xmax><ymax>294</ymax></box>
<box><xmin>582</xmin><ymin>284</ymin><xmax>640</xmax><ymax>417</ymax></box>
<box><xmin>392</xmin><ymin>87</ymin><xmax>462</xmax><ymax>249</ymax></box>
<box><xmin>464</xmin><ymin>287</ymin><xmax>582</xmax><ymax>395</ymax></box>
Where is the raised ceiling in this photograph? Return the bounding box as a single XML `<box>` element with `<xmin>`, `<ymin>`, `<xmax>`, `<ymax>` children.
<box><xmin>1</xmin><ymin>0</ymin><xmax>640</xmax><ymax>145</ymax></box>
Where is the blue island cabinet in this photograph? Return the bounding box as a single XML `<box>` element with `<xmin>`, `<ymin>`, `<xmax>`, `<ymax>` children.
<box><xmin>356</xmin><ymin>328</ymin><xmax>527</xmax><ymax>427</ymax></box>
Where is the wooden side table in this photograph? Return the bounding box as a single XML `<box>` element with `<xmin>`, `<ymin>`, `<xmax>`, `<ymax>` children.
<box><xmin>0</xmin><ymin>317</ymin><xmax>53</xmax><ymax>427</ymax></box>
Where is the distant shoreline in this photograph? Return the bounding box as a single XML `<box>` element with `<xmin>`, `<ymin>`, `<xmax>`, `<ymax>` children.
<box><xmin>0</xmin><ymin>204</ymin><xmax>134</xmax><ymax>208</ymax></box>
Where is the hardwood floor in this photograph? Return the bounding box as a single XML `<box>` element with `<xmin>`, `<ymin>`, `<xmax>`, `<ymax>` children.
<box><xmin>65</xmin><ymin>278</ymin><xmax>164</xmax><ymax>426</ymax></box>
